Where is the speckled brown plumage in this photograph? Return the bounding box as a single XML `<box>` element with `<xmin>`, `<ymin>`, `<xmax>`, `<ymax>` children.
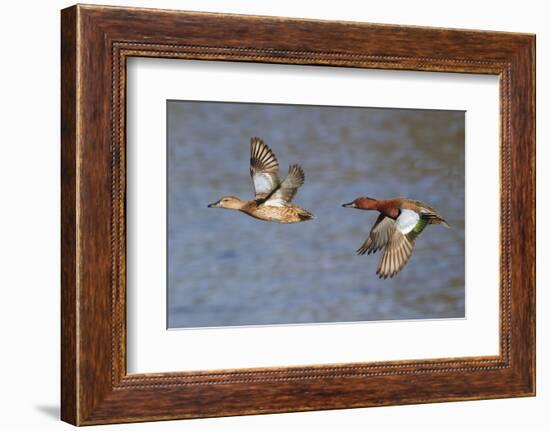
<box><xmin>208</xmin><ymin>137</ymin><xmax>314</xmax><ymax>223</ymax></box>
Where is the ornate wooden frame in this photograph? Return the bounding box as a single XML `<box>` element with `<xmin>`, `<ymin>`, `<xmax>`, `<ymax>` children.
<box><xmin>61</xmin><ymin>4</ymin><xmax>535</xmax><ymax>425</ymax></box>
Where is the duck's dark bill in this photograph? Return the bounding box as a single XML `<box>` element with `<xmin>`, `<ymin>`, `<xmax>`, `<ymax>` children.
<box><xmin>342</xmin><ymin>202</ymin><xmax>356</xmax><ymax>208</ymax></box>
<box><xmin>207</xmin><ymin>201</ymin><xmax>220</xmax><ymax>208</ymax></box>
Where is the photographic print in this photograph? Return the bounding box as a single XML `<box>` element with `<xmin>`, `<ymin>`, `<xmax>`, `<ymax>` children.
<box><xmin>60</xmin><ymin>6</ymin><xmax>536</xmax><ymax>423</ymax></box>
<box><xmin>167</xmin><ymin>100</ymin><xmax>465</xmax><ymax>329</ymax></box>
<box><xmin>60</xmin><ymin>7</ymin><xmax>536</xmax><ymax>423</ymax></box>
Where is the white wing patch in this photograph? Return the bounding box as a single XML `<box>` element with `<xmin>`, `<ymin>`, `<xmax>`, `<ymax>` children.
<box><xmin>396</xmin><ymin>209</ymin><xmax>419</xmax><ymax>234</ymax></box>
<box><xmin>253</xmin><ymin>174</ymin><xmax>276</xmax><ymax>197</ymax></box>
<box><xmin>263</xmin><ymin>197</ymin><xmax>287</xmax><ymax>207</ymax></box>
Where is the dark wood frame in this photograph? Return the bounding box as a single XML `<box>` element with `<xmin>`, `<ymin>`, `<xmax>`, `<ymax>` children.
<box><xmin>61</xmin><ymin>4</ymin><xmax>535</xmax><ymax>426</ymax></box>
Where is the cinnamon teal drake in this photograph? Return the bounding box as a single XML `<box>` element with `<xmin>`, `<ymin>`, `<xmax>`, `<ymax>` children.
<box><xmin>342</xmin><ymin>197</ymin><xmax>449</xmax><ymax>278</ymax></box>
<box><xmin>208</xmin><ymin>137</ymin><xmax>314</xmax><ymax>223</ymax></box>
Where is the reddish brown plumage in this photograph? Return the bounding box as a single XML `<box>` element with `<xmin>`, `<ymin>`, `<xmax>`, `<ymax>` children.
<box><xmin>353</xmin><ymin>197</ymin><xmax>401</xmax><ymax>219</ymax></box>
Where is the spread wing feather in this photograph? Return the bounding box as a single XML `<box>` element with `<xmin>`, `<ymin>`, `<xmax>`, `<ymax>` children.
<box><xmin>356</xmin><ymin>215</ymin><xmax>395</xmax><ymax>255</ymax></box>
<box><xmin>249</xmin><ymin>137</ymin><xmax>279</xmax><ymax>199</ymax></box>
<box><xmin>265</xmin><ymin>164</ymin><xmax>305</xmax><ymax>205</ymax></box>
<box><xmin>376</xmin><ymin>229</ymin><xmax>415</xmax><ymax>279</ymax></box>
<box><xmin>356</xmin><ymin>213</ymin><xmax>416</xmax><ymax>278</ymax></box>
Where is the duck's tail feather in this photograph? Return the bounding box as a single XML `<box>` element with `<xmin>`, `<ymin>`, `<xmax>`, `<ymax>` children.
<box><xmin>297</xmin><ymin>208</ymin><xmax>314</xmax><ymax>221</ymax></box>
<box><xmin>423</xmin><ymin>211</ymin><xmax>449</xmax><ymax>228</ymax></box>
<box><xmin>430</xmin><ymin>215</ymin><xmax>450</xmax><ymax>228</ymax></box>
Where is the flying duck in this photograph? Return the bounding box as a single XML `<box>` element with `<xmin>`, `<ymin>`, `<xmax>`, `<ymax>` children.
<box><xmin>208</xmin><ymin>137</ymin><xmax>314</xmax><ymax>223</ymax></box>
<box><xmin>342</xmin><ymin>196</ymin><xmax>449</xmax><ymax>278</ymax></box>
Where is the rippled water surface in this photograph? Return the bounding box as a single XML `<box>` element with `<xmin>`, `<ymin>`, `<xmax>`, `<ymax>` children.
<box><xmin>167</xmin><ymin>101</ymin><xmax>465</xmax><ymax>328</ymax></box>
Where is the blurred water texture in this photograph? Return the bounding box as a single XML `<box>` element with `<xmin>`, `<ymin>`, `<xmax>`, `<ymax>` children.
<box><xmin>167</xmin><ymin>101</ymin><xmax>465</xmax><ymax>328</ymax></box>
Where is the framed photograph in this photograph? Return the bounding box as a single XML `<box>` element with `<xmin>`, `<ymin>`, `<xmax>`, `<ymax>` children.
<box><xmin>61</xmin><ymin>4</ymin><xmax>535</xmax><ymax>425</ymax></box>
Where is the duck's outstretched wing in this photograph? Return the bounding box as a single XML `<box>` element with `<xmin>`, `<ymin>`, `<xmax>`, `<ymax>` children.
<box><xmin>357</xmin><ymin>214</ymin><xmax>395</xmax><ymax>254</ymax></box>
<box><xmin>264</xmin><ymin>164</ymin><xmax>305</xmax><ymax>206</ymax></box>
<box><xmin>376</xmin><ymin>228</ymin><xmax>415</xmax><ymax>279</ymax></box>
<box><xmin>357</xmin><ymin>214</ymin><xmax>394</xmax><ymax>255</ymax></box>
<box><xmin>250</xmin><ymin>137</ymin><xmax>280</xmax><ymax>200</ymax></box>
<box><xmin>357</xmin><ymin>212</ymin><xmax>416</xmax><ymax>278</ymax></box>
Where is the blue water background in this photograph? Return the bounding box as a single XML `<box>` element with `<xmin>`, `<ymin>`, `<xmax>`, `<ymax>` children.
<box><xmin>167</xmin><ymin>101</ymin><xmax>465</xmax><ymax>328</ymax></box>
